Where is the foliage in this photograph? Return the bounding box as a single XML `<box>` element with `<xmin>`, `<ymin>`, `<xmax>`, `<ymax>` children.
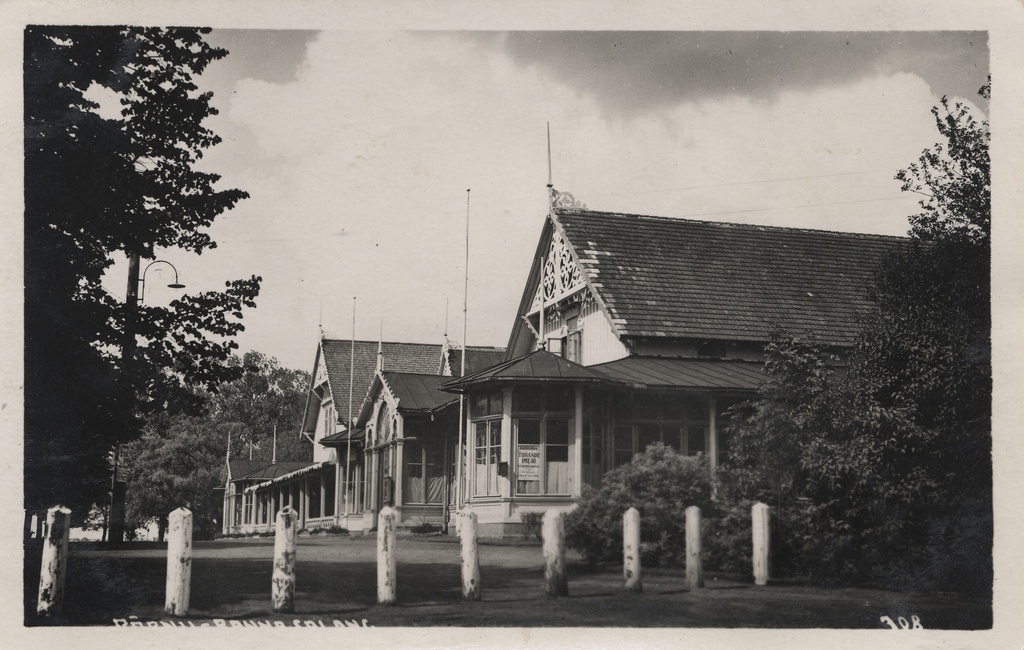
<box><xmin>124</xmin><ymin>417</ymin><xmax>228</xmax><ymax>540</ymax></box>
<box><xmin>519</xmin><ymin>511</ymin><xmax>543</xmax><ymax>542</ymax></box>
<box><xmin>206</xmin><ymin>351</ymin><xmax>312</xmax><ymax>463</ymax></box>
<box><xmin>125</xmin><ymin>351</ymin><xmax>312</xmax><ymax>536</ymax></box>
<box><xmin>410</xmin><ymin>521</ymin><xmax>439</xmax><ymax>535</ymax></box>
<box><xmin>565</xmin><ymin>444</ymin><xmax>713</xmax><ymax>567</ymax></box>
<box><xmin>24</xmin><ymin>26</ymin><xmax>260</xmax><ymax>520</ymax></box>
<box><xmin>719</xmin><ymin>330</ymin><xmax>837</xmax><ymax>515</ymax></box>
<box><xmin>720</xmin><ymin>80</ymin><xmax>991</xmax><ymax>592</ymax></box>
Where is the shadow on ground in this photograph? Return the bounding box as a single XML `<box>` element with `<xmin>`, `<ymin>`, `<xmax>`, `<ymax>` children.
<box><xmin>24</xmin><ymin>537</ymin><xmax>992</xmax><ymax>629</ymax></box>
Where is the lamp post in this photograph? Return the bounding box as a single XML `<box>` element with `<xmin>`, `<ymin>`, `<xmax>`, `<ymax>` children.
<box><xmin>104</xmin><ymin>255</ymin><xmax>186</xmax><ymax>544</ymax></box>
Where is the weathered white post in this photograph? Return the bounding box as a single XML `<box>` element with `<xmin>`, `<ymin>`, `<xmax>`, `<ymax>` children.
<box><xmin>36</xmin><ymin>505</ymin><xmax>71</xmax><ymax>616</ymax></box>
<box><xmin>459</xmin><ymin>510</ymin><xmax>481</xmax><ymax>600</ymax></box>
<box><xmin>377</xmin><ymin>506</ymin><xmax>398</xmax><ymax>605</ymax></box>
<box><xmin>685</xmin><ymin>505</ymin><xmax>704</xmax><ymax>590</ymax></box>
<box><xmin>272</xmin><ymin>505</ymin><xmax>297</xmax><ymax>613</ymax></box>
<box><xmin>752</xmin><ymin>502</ymin><xmax>771</xmax><ymax>586</ymax></box>
<box><xmin>164</xmin><ymin>507</ymin><xmax>193</xmax><ymax>616</ymax></box>
<box><xmin>623</xmin><ymin>507</ymin><xmax>642</xmax><ymax>593</ymax></box>
<box><xmin>542</xmin><ymin>510</ymin><xmax>568</xmax><ymax>597</ymax></box>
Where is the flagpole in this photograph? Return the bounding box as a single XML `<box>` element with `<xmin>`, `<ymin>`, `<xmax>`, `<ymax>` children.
<box><xmin>455</xmin><ymin>189</ymin><xmax>470</xmax><ymax>518</ymax></box>
<box><xmin>345</xmin><ymin>297</ymin><xmax>355</xmax><ymax>518</ymax></box>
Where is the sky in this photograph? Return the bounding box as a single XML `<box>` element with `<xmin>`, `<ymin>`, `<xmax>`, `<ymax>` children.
<box><xmin>102</xmin><ymin>29</ymin><xmax>990</xmax><ymax>373</ymax></box>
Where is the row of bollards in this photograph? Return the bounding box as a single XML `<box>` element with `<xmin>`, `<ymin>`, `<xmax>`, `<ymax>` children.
<box><xmin>35</xmin><ymin>500</ymin><xmax>773</xmax><ymax>617</ymax></box>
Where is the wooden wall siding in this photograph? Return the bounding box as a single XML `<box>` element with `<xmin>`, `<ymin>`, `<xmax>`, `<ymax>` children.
<box><xmin>580</xmin><ymin>294</ymin><xmax>630</xmax><ymax>365</ymax></box>
<box><xmin>312</xmin><ymin>399</ymin><xmax>333</xmax><ymax>463</ymax></box>
<box><xmin>540</xmin><ymin>287</ymin><xmax>629</xmax><ymax>366</ymax></box>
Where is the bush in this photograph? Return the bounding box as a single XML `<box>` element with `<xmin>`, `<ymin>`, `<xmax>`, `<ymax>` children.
<box><xmin>520</xmin><ymin>512</ymin><xmax>543</xmax><ymax>541</ymax></box>
<box><xmin>565</xmin><ymin>444</ymin><xmax>714</xmax><ymax>567</ymax></box>
<box><xmin>410</xmin><ymin>521</ymin><xmax>438</xmax><ymax>535</ymax></box>
<box><xmin>703</xmin><ymin>499</ymin><xmax>754</xmax><ymax>574</ymax></box>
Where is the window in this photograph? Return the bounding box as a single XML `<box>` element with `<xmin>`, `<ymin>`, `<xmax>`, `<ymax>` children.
<box><xmin>404</xmin><ymin>441</ymin><xmax>444</xmax><ymax>504</ymax></box>
<box><xmin>473</xmin><ymin>419</ymin><xmax>501</xmax><ymax>496</ymax></box>
<box><xmin>516</xmin><ymin>418</ymin><xmax>571</xmax><ymax>495</ymax></box>
<box><xmin>566</xmin><ymin>316</ymin><xmax>582</xmax><ymax>363</ymax></box>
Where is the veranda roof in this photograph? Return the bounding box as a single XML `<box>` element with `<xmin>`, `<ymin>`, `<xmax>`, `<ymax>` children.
<box><xmin>245</xmin><ymin>461</ymin><xmax>330</xmax><ymax>493</ymax></box>
<box><xmin>442</xmin><ymin>349</ymin><xmax>618</xmax><ymax>393</ymax></box>
<box><xmin>589</xmin><ymin>356</ymin><xmax>766</xmax><ymax>392</ymax></box>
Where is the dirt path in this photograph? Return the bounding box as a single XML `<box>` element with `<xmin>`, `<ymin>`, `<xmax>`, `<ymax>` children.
<box><xmin>24</xmin><ymin>535</ymin><xmax>991</xmax><ymax>629</ymax></box>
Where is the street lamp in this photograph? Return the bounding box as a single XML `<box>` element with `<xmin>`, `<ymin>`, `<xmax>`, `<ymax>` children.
<box><xmin>140</xmin><ymin>259</ymin><xmax>186</xmax><ymax>305</ymax></box>
<box><xmin>104</xmin><ymin>256</ymin><xmax>186</xmax><ymax>544</ymax></box>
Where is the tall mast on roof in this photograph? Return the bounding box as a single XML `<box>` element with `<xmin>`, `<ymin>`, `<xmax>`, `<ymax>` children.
<box><xmin>345</xmin><ymin>296</ymin><xmax>355</xmax><ymax>517</ymax></box>
<box><xmin>455</xmin><ymin>189</ymin><xmax>470</xmax><ymax>517</ymax></box>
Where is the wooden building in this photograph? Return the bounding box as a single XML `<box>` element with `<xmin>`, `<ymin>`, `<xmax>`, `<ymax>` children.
<box><xmin>441</xmin><ymin>188</ymin><xmax>904</xmax><ymax>536</ymax></box>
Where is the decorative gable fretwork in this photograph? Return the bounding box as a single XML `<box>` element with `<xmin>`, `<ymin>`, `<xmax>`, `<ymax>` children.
<box><xmin>314</xmin><ymin>354</ymin><xmax>328</xmax><ymax>387</ymax></box>
<box><xmin>530</xmin><ymin>229</ymin><xmax>586</xmax><ymax>314</ymax></box>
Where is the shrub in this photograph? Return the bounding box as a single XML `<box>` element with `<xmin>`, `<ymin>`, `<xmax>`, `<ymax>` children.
<box><xmin>520</xmin><ymin>511</ymin><xmax>543</xmax><ymax>541</ymax></box>
<box><xmin>565</xmin><ymin>444</ymin><xmax>714</xmax><ymax>567</ymax></box>
<box><xmin>703</xmin><ymin>499</ymin><xmax>754</xmax><ymax>574</ymax></box>
<box><xmin>410</xmin><ymin>521</ymin><xmax>438</xmax><ymax>535</ymax></box>
<box><xmin>319</xmin><ymin>525</ymin><xmax>349</xmax><ymax>536</ymax></box>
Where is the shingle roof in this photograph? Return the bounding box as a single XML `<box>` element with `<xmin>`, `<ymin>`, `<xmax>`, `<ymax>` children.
<box><xmin>320</xmin><ymin>339</ymin><xmax>440</xmax><ymax>427</ymax></box>
<box><xmin>555</xmin><ymin>209</ymin><xmax>904</xmax><ymax>347</ymax></box>
<box><xmin>228</xmin><ymin>459</ymin><xmax>272</xmax><ymax>482</ymax></box>
<box><xmin>382</xmin><ymin>372</ymin><xmax>459</xmax><ymax>412</ymax></box>
<box><xmin>445</xmin><ymin>346</ymin><xmax>507</xmax><ymax>377</ymax></box>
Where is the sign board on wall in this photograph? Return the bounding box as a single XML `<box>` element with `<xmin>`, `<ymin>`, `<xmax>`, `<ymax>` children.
<box><xmin>517</xmin><ymin>444</ymin><xmax>541</xmax><ymax>480</ymax></box>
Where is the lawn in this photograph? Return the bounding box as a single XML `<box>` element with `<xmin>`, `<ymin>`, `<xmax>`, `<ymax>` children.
<box><xmin>23</xmin><ymin>534</ymin><xmax>991</xmax><ymax>629</ymax></box>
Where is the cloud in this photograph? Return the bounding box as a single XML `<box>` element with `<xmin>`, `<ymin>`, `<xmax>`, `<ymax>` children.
<box><xmin>189</xmin><ymin>30</ymin><xmax>976</xmax><ymax>369</ymax></box>
<box><xmin>474</xmin><ymin>31</ymin><xmax>989</xmax><ymax>119</ymax></box>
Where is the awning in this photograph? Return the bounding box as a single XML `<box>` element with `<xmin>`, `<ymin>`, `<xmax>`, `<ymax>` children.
<box><xmin>245</xmin><ymin>461</ymin><xmax>330</xmax><ymax>493</ymax></box>
<box><xmin>589</xmin><ymin>357</ymin><xmax>766</xmax><ymax>392</ymax></box>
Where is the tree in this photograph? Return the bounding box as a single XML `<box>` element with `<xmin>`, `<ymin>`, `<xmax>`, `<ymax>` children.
<box><xmin>125</xmin><ymin>417</ymin><xmax>231</xmax><ymax>540</ymax></box>
<box><xmin>124</xmin><ymin>352</ymin><xmax>312</xmax><ymax>537</ymax></box>
<box><xmin>24</xmin><ymin>26</ymin><xmax>261</xmax><ymax>521</ymax></box>
<box><xmin>722</xmin><ymin>80</ymin><xmax>991</xmax><ymax>591</ymax></box>
<box><xmin>206</xmin><ymin>351</ymin><xmax>313</xmax><ymax>463</ymax></box>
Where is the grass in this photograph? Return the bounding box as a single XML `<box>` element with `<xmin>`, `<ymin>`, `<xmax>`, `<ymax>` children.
<box><xmin>23</xmin><ymin>535</ymin><xmax>991</xmax><ymax>629</ymax></box>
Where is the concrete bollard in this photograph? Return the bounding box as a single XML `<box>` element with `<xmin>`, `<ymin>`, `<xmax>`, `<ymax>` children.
<box><xmin>36</xmin><ymin>505</ymin><xmax>71</xmax><ymax>616</ymax></box>
<box><xmin>459</xmin><ymin>510</ymin><xmax>481</xmax><ymax>600</ymax></box>
<box><xmin>164</xmin><ymin>508</ymin><xmax>193</xmax><ymax>616</ymax></box>
<box><xmin>623</xmin><ymin>507</ymin><xmax>642</xmax><ymax>593</ymax></box>
<box><xmin>685</xmin><ymin>505</ymin><xmax>704</xmax><ymax>590</ymax></box>
<box><xmin>272</xmin><ymin>506</ymin><xmax>297</xmax><ymax>613</ymax></box>
<box><xmin>542</xmin><ymin>510</ymin><xmax>568</xmax><ymax>597</ymax></box>
<box><xmin>377</xmin><ymin>506</ymin><xmax>398</xmax><ymax>605</ymax></box>
<box><xmin>752</xmin><ymin>502</ymin><xmax>771</xmax><ymax>586</ymax></box>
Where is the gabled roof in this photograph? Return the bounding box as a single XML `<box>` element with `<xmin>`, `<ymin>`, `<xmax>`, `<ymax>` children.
<box><xmin>442</xmin><ymin>345</ymin><xmax>508</xmax><ymax>377</ymax></box>
<box><xmin>383</xmin><ymin>372</ymin><xmax>460</xmax><ymax>412</ymax></box>
<box><xmin>443</xmin><ymin>350</ymin><xmax>615</xmax><ymax>393</ymax></box>
<box><xmin>552</xmin><ymin>209</ymin><xmax>903</xmax><ymax>347</ymax></box>
<box><xmin>307</xmin><ymin>339</ymin><xmax>441</xmax><ymax>431</ymax></box>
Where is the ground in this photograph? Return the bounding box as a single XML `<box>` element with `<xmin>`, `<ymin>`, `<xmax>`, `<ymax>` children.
<box><xmin>24</xmin><ymin>534</ymin><xmax>991</xmax><ymax>629</ymax></box>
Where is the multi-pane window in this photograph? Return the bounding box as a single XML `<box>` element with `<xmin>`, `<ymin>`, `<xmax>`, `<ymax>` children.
<box><xmin>610</xmin><ymin>395</ymin><xmax>709</xmax><ymax>469</ymax></box>
<box><xmin>404</xmin><ymin>441</ymin><xmax>444</xmax><ymax>504</ymax></box>
<box><xmin>513</xmin><ymin>386</ymin><xmax>574</xmax><ymax>496</ymax></box>
<box><xmin>474</xmin><ymin>420</ymin><xmax>501</xmax><ymax>496</ymax></box>
<box><xmin>515</xmin><ymin>419</ymin><xmax>569</xmax><ymax>495</ymax></box>
<box><xmin>471</xmin><ymin>390</ymin><xmax>504</xmax><ymax>497</ymax></box>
